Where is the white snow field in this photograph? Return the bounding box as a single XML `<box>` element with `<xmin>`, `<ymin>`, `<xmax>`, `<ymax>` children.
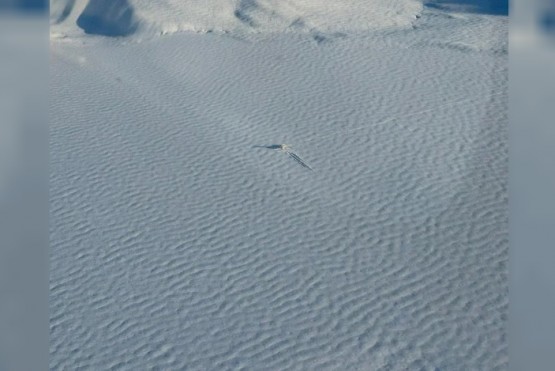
<box><xmin>50</xmin><ymin>1</ymin><xmax>508</xmax><ymax>370</ymax></box>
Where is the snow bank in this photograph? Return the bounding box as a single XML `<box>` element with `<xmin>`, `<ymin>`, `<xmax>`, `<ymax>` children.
<box><xmin>50</xmin><ymin>0</ymin><xmax>422</xmax><ymax>38</ymax></box>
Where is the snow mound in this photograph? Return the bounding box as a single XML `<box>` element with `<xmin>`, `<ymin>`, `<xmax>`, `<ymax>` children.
<box><xmin>50</xmin><ymin>0</ymin><xmax>422</xmax><ymax>38</ymax></box>
<box><xmin>76</xmin><ymin>0</ymin><xmax>138</xmax><ymax>37</ymax></box>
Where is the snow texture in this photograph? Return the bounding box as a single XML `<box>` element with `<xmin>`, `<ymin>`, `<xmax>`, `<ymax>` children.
<box><xmin>50</xmin><ymin>1</ymin><xmax>508</xmax><ymax>370</ymax></box>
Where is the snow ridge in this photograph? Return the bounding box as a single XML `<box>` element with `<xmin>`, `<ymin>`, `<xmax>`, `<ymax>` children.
<box><xmin>50</xmin><ymin>0</ymin><xmax>423</xmax><ymax>38</ymax></box>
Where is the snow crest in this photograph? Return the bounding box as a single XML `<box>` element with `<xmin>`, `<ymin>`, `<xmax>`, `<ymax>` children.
<box><xmin>50</xmin><ymin>0</ymin><xmax>422</xmax><ymax>38</ymax></box>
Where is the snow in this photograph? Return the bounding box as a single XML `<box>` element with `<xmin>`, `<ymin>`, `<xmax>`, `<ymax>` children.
<box><xmin>50</xmin><ymin>0</ymin><xmax>423</xmax><ymax>38</ymax></box>
<box><xmin>50</xmin><ymin>1</ymin><xmax>508</xmax><ymax>369</ymax></box>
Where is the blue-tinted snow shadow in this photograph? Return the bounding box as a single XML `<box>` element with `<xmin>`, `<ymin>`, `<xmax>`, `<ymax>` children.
<box><xmin>540</xmin><ymin>8</ymin><xmax>555</xmax><ymax>36</ymax></box>
<box><xmin>0</xmin><ymin>0</ymin><xmax>47</xmax><ymax>13</ymax></box>
<box><xmin>425</xmin><ymin>0</ymin><xmax>508</xmax><ymax>16</ymax></box>
<box><xmin>77</xmin><ymin>0</ymin><xmax>138</xmax><ymax>37</ymax></box>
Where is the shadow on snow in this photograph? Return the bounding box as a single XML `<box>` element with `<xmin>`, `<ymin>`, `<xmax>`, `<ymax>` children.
<box><xmin>425</xmin><ymin>0</ymin><xmax>508</xmax><ymax>16</ymax></box>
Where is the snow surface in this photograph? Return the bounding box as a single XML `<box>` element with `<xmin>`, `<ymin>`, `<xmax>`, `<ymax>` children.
<box><xmin>50</xmin><ymin>1</ymin><xmax>508</xmax><ymax>369</ymax></box>
<box><xmin>50</xmin><ymin>0</ymin><xmax>423</xmax><ymax>38</ymax></box>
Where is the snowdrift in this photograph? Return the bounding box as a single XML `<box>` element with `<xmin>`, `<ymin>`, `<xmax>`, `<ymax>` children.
<box><xmin>50</xmin><ymin>0</ymin><xmax>423</xmax><ymax>38</ymax></box>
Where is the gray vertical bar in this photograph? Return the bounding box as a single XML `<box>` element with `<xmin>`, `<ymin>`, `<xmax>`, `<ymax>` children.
<box><xmin>510</xmin><ymin>1</ymin><xmax>555</xmax><ymax>370</ymax></box>
<box><xmin>0</xmin><ymin>3</ymin><xmax>49</xmax><ymax>370</ymax></box>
